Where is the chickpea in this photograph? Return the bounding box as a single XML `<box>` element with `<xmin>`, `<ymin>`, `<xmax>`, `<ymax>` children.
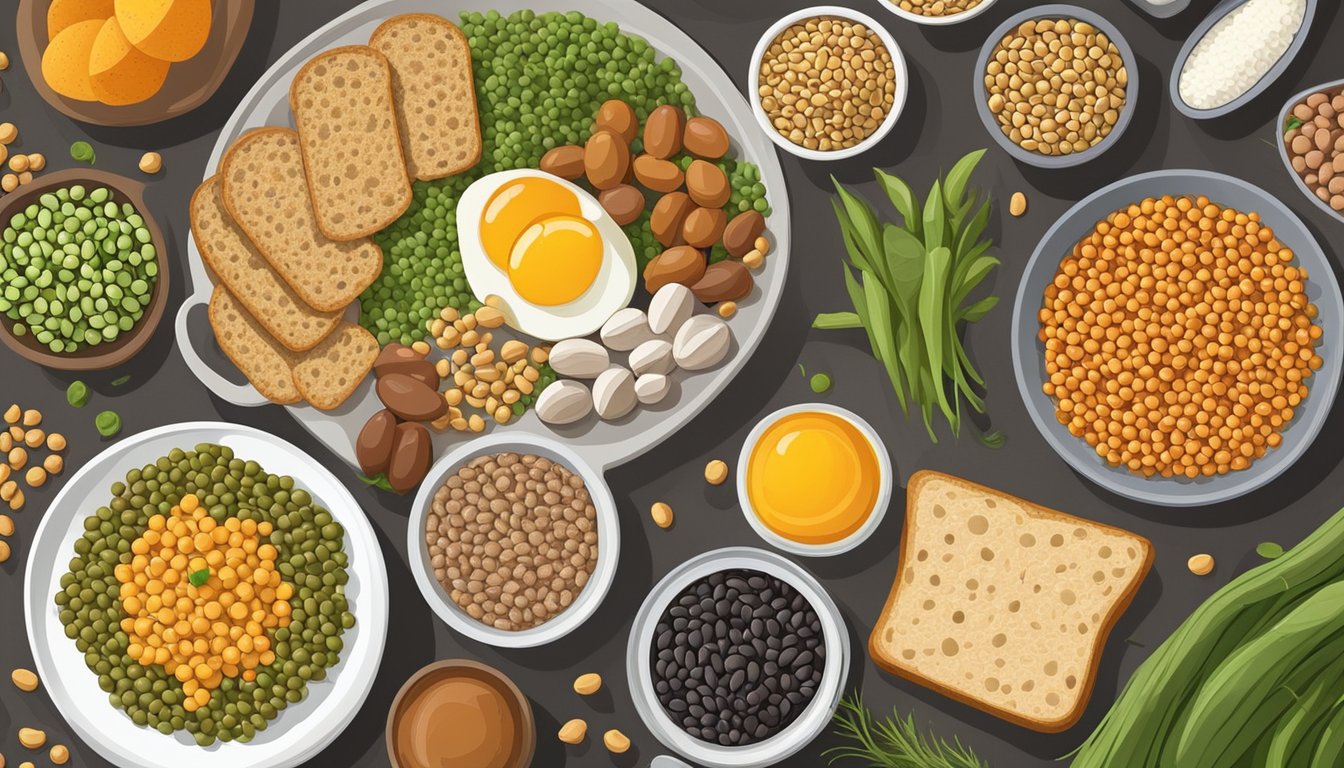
<box><xmin>0</xmin><ymin>122</ymin><xmax>15</xmax><ymax>144</ymax></box>
<box><xmin>25</xmin><ymin>153</ymin><xmax>44</xmax><ymax>172</ymax></box>
<box><xmin>139</xmin><ymin>151</ymin><xmax>163</xmax><ymax>174</ymax></box>
<box><xmin>1038</xmin><ymin>196</ymin><xmax>1321</xmax><ymax>478</ymax></box>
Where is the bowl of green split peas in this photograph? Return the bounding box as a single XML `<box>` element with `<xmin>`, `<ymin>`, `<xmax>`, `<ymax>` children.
<box><xmin>0</xmin><ymin>168</ymin><xmax>170</xmax><ymax>370</ymax></box>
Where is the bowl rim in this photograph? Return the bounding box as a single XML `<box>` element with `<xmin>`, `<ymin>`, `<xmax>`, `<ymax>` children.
<box><xmin>405</xmin><ymin>431</ymin><xmax>621</xmax><ymax>648</ymax></box>
<box><xmin>384</xmin><ymin>659</ymin><xmax>536</xmax><ymax>768</ymax></box>
<box><xmin>748</xmin><ymin>5</ymin><xmax>909</xmax><ymax>161</ymax></box>
<box><xmin>878</xmin><ymin>0</ymin><xmax>1000</xmax><ymax>26</ymax></box>
<box><xmin>735</xmin><ymin>402</ymin><xmax>893</xmax><ymax>557</ymax></box>
<box><xmin>1169</xmin><ymin>0</ymin><xmax>1318</xmax><ymax>120</ymax></box>
<box><xmin>0</xmin><ymin>168</ymin><xmax>170</xmax><ymax>371</ymax></box>
<box><xmin>972</xmin><ymin>4</ymin><xmax>1139</xmax><ymax>169</ymax></box>
<box><xmin>1124</xmin><ymin>0</ymin><xmax>1193</xmax><ymax>19</ymax></box>
<box><xmin>625</xmin><ymin>547</ymin><xmax>850</xmax><ymax>768</ymax></box>
<box><xmin>1010</xmin><ymin>168</ymin><xmax>1344</xmax><ymax>506</ymax></box>
<box><xmin>1275</xmin><ymin>77</ymin><xmax>1344</xmax><ymax>224</ymax></box>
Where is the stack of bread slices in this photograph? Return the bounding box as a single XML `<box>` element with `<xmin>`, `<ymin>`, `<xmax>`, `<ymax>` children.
<box><xmin>192</xmin><ymin>14</ymin><xmax>482</xmax><ymax>409</ymax></box>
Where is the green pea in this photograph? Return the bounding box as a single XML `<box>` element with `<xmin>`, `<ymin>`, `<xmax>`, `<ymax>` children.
<box><xmin>67</xmin><ymin>380</ymin><xmax>90</xmax><ymax>407</ymax></box>
<box><xmin>70</xmin><ymin>141</ymin><xmax>97</xmax><ymax>165</ymax></box>
<box><xmin>95</xmin><ymin>410</ymin><xmax>121</xmax><ymax>437</ymax></box>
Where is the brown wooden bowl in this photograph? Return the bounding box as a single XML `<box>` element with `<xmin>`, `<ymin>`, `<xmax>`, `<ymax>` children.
<box><xmin>0</xmin><ymin>168</ymin><xmax>170</xmax><ymax>370</ymax></box>
<box><xmin>386</xmin><ymin>660</ymin><xmax>536</xmax><ymax>768</ymax></box>
<box><xmin>14</xmin><ymin>0</ymin><xmax>255</xmax><ymax>127</ymax></box>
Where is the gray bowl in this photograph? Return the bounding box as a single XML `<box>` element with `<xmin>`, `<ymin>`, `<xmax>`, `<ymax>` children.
<box><xmin>1126</xmin><ymin>0</ymin><xmax>1193</xmax><ymax>19</ymax></box>
<box><xmin>1011</xmin><ymin>170</ymin><xmax>1344</xmax><ymax>507</ymax></box>
<box><xmin>973</xmin><ymin>5</ymin><xmax>1139</xmax><ymax>169</ymax></box>
<box><xmin>1276</xmin><ymin>78</ymin><xmax>1344</xmax><ymax>225</ymax></box>
<box><xmin>1170</xmin><ymin>0</ymin><xmax>1317</xmax><ymax>120</ymax></box>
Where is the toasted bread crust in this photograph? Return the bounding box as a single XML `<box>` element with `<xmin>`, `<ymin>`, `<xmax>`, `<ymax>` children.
<box><xmin>208</xmin><ymin>286</ymin><xmax>301</xmax><ymax>405</ymax></box>
<box><xmin>868</xmin><ymin>470</ymin><xmax>1154</xmax><ymax>733</ymax></box>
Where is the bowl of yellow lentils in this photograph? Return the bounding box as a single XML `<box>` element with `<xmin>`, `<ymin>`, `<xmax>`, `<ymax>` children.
<box><xmin>1011</xmin><ymin>169</ymin><xmax>1344</xmax><ymax>507</ymax></box>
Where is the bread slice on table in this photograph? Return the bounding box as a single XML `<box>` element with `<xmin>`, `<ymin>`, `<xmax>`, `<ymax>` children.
<box><xmin>208</xmin><ymin>286</ymin><xmax>301</xmax><ymax>405</ymax></box>
<box><xmin>289</xmin><ymin>45</ymin><xmax>413</xmax><ymax>239</ymax></box>
<box><xmin>870</xmin><ymin>471</ymin><xmax>1153</xmax><ymax>733</ymax></box>
<box><xmin>219</xmin><ymin>127</ymin><xmax>384</xmax><ymax>312</ymax></box>
<box><xmin>191</xmin><ymin>176</ymin><xmax>343</xmax><ymax>352</ymax></box>
<box><xmin>292</xmin><ymin>324</ymin><xmax>379</xmax><ymax>411</ymax></box>
<box><xmin>369</xmin><ymin>14</ymin><xmax>482</xmax><ymax>180</ymax></box>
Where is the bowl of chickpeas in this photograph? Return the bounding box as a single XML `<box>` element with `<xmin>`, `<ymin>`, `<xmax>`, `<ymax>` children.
<box><xmin>1011</xmin><ymin>170</ymin><xmax>1343</xmax><ymax>506</ymax></box>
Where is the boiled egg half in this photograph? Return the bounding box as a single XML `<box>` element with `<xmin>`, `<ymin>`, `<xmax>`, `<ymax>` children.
<box><xmin>457</xmin><ymin>170</ymin><xmax>637</xmax><ymax>341</ymax></box>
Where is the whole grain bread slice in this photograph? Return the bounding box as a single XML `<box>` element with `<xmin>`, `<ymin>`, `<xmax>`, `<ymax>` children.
<box><xmin>369</xmin><ymin>14</ymin><xmax>482</xmax><ymax>180</ymax></box>
<box><xmin>292</xmin><ymin>323</ymin><xmax>379</xmax><ymax>410</ymax></box>
<box><xmin>208</xmin><ymin>286</ymin><xmax>301</xmax><ymax>405</ymax></box>
<box><xmin>869</xmin><ymin>471</ymin><xmax>1153</xmax><ymax>733</ymax></box>
<box><xmin>191</xmin><ymin>176</ymin><xmax>342</xmax><ymax>352</ymax></box>
<box><xmin>219</xmin><ymin>127</ymin><xmax>384</xmax><ymax>312</ymax></box>
<box><xmin>289</xmin><ymin>45</ymin><xmax>413</xmax><ymax>239</ymax></box>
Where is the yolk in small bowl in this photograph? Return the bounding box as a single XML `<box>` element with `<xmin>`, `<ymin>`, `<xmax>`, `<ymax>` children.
<box><xmin>745</xmin><ymin>411</ymin><xmax>881</xmax><ymax>546</ymax></box>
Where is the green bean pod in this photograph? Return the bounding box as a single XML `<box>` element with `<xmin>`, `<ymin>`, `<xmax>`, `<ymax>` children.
<box><xmin>1310</xmin><ymin>702</ymin><xmax>1344</xmax><ymax>767</ymax></box>
<box><xmin>1173</xmin><ymin>582</ymin><xmax>1344</xmax><ymax>768</ymax></box>
<box><xmin>1072</xmin><ymin>508</ymin><xmax>1344</xmax><ymax>768</ymax></box>
<box><xmin>1264</xmin><ymin>647</ymin><xmax>1344</xmax><ymax>766</ymax></box>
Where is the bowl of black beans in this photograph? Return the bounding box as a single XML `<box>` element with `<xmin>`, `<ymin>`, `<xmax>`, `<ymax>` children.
<box><xmin>627</xmin><ymin>547</ymin><xmax>849</xmax><ymax>767</ymax></box>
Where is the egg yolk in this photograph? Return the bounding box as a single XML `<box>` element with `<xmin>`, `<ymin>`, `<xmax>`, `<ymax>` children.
<box><xmin>480</xmin><ymin>177</ymin><xmax>584</xmax><ymax>270</ymax></box>
<box><xmin>746</xmin><ymin>412</ymin><xmax>881</xmax><ymax>545</ymax></box>
<box><xmin>508</xmin><ymin>215</ymin><xmax>604</xmax><ymax>306</ymax></box>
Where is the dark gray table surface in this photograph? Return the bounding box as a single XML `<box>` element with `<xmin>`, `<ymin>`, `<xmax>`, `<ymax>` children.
<box><xmin>3</xmin><ymin>0</ymin><xmax>1343</xmax><ymax>766</ymax></box>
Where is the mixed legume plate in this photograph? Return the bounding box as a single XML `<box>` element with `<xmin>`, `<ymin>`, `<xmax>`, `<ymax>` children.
<box><xmin>175</xmin><ymin>0</ymin><xmax>791</xmax><ymax>476</ymax></box>
<box><xmin>24</xmin><ymin>422</ymin><xmax>389</xmax><ymax>768</ymax></box>
<box><xmin>1010</xmin><ymin>170</ymin><xmax>1344</xmax><ymax>506</ymax></box>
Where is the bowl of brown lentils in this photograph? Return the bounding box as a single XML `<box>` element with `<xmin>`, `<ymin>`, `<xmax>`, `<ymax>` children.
<box><xmin>881</xmin><ymin>0</ymin><xmax>1000</xmax><ymax>27</ymax></box>
<box><xmin>406</xmin><ymin>432</ymin><xmax>620</xmax><ymax>648</ymax></box>
<box><xmin>974</xmin><ymin>5</ymin><xmax>1138</xmax><ymax>168</ymax></box>
<box><xmin>750</xmin><ymin>7</ymin><xmax>908</xmax><ymax>161</ymax></box>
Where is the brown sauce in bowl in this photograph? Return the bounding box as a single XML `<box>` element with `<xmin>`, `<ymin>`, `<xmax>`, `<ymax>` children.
<box><xmin>389</xmin><ymin>661</ymin><xmax>534</xmax><ymax>768</ymax></box>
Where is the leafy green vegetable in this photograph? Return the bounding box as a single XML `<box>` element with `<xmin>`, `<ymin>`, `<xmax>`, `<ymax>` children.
<box><xmin>827</xmin><ymin>693</ymin><xmax>987</xmax><ymax>768</ymax></box>
<box><xmin>66</xmin><ymin>380</ymin><xmax>89</xmax><ymax>408</ymax></box>
<box><xmin>70</xmin><ymin>141</ymin><xmax>96</xmax><ymax>165</ymax></box>
<box><xmin>813</xmin><ymin>151</ymin><xmax>1001</xmax><ymax>443</ymax></box>
<box><xmin>1284</xmin><ymin>116</ymin><xmax>1303</xmax><ymax>135</ymax></box>
<box><xmin>95</xmin><ymin>410</ymin><xmax>121</xmax><ymax>437</ymax></box>
<box><xmin>188</xmin><ymin>569</ymin><xmax>210</xmax><ymax>587</ymax></box>
<box><xmin>1256</xmin><ymin>542</ymin><xmax>1284</xmax><ymax>560</ymax></box>
<box><xmin>358</xmin><ymin>473</ymin><xmax>395</xmax><ymax>492</ymax></box>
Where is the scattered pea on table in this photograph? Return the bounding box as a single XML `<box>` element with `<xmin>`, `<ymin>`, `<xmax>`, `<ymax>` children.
<box><xmin>94</xmin><ymin>409</ymin><xmax>121</xmax><ymax>437</ymax></box>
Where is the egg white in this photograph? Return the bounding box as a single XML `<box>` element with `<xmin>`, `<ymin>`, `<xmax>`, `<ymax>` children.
<box><xmin>457</xmin><ymin>169</ymin><xmax>638</xmax><ymax>341</ymax></box>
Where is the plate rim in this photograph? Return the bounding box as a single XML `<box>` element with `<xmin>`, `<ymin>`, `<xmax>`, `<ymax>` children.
<box><xmin>23</xmin><ymin>421</ymin><xmax>390</xmax><ymax>768</ymax></box>
<box><xmin>1010</xmin><ymin>169</ymin><xmax>1344</xmax><ymax>507</ymax></box>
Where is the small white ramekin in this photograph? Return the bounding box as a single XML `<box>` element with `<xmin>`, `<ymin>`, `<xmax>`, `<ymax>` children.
<box><xmin>880</xmin><ymin>0</ymin><xmax>1001</xmax><ymax>26</ymax></box>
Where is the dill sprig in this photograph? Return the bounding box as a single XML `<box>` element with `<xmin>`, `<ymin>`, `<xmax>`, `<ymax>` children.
<box><xmin>825</xmin><ymin>693</ymin><xmax>988</xmax><ymax>768</ymax></box>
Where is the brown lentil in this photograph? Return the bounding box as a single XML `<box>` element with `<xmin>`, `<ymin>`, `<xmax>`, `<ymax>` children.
<box><xmin>985</xmin><ymin>18</ymin><xmax>1128</xmax><ymax>157</ymax></box>
<box><xmin>1038</xmin><ymin>195</ymin><xmax>1323</xmax><ymax>479</ymax></box>
<box><xmin>426</xmin><ymin>452</ymin><xmax>599</xmax><ymax>631</ymax></box>
<box><xmin>1283</xmin><ymin>88</ymin><xmax>1344</xmax><ymax>212</ymax></box>
<box><xmin>757</xmin><ymin>16</ymin><xmax>897</xmax><ymax>152</ymax></box>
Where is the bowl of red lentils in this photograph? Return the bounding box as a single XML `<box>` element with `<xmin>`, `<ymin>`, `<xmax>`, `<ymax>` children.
<box><xmin>1011</xmin><ymin>169</ymin><xmax>1343</xmax><ymax>506</ymax></box>
<box><xmin>406</xmin><ymin>432</ymin><xmax>620</xmax><ymax>648</ymax></box>
<box><xmin>749</xmin><ymin>7</ymin><xmax>908</xmax><ymax>161</ymax></box>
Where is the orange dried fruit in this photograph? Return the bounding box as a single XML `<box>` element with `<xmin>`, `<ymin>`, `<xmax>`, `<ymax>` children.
<box><xmin>47</xmin><ymin>0</ymin><xmax>114</xmax><ymax>41</ymax></box>
<box><xmin>88</xmin><ymin>16</ymin><xmax>170</xmax><ymax>106</ymax></box>
<box><xmin>41</xmin><ymin>18</ymin><xmax>104</xmax><ymax>101</ymax></box>
<box><xmin>114</xmin><ymin>0</ymin><xmax>212</xmax><ymax>62</ymax></box>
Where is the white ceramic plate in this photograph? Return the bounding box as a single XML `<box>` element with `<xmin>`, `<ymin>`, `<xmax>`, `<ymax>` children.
<box><xmin>24</xmin><ymin>423</ymin><xmax>390</xmax><ymax>768</ymax></box>
<box><xmin>175</xmin><ymin>0</ymin><xmax>791</xmax><ymax>477</ymax></box>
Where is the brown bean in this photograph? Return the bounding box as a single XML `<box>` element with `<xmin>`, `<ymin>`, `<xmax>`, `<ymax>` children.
<box><xmin>643</xmin><ymin>104</ymin><xmax>685</xmax><ymax>159</ymax></box>
<box><xmin>584</xmin><ymin>130</ymin><xmax>630</xmax><ymax>190</ymax></box>
<box><xmin>376</xmin><ymin>374</ymin><xmax>448</xmax><ymax>422</ymax></box>
<box><xmin>356</xmin><ymin>410</ymin><xmax>399</xmax><ymax>477</ymax></box>
<box><xmin>633</xmin><ymin>155</ymin><xmax>684</xmax><ymax>193</ymax></box>
<box><xmin>539</xmin><ymin>145</ymin><xmax>585</xmax><ymax>179</ymax></box>
<box><xmin>644</xmin><ymin>245</ymin><xmax>707</xmax><ymax>293</ymax></box>
<box><xmin>597</xmin><ymin>184</ymin><xmax>645</xmax><ymax>226</ymax></box>
<box><xmin>690</xmin><ymin>260</ymin><xmax>753</xmax><ymax>303</ymax></box>
<box><xmin>650</xmin><ymin>191</ymin><xmax>695</xmax><ymax>247</ymax></box>
<box><xmin>685</xmin><ymin>159</ymin><xmax>730</xmax><ymax>208</ymax></box>
<box><xmin>374</xmin><ymin>343</ymin><xmax>439</xmax><ymax>388</ymax></box>
<box><xmin>683</xmin><ymin>116</ymin><xmax>730</xmax><ymax>159</ymax></box>
<box><xmin>386</xmin><ymin>422</ymin><xmax>432</xmax><ymax>494</ymax></box>
<box><xmin>682</xmin><ymin>207</ymin><xmax>727</xmax><ymax>248</ymax></box>
<box><xmin>722</xmin><ymin>211</ymin><xmax>765</xmax><ymax>258</ymax></box>
<box><xmin>594</xmin><ymin>99</ymin><xmax>638</xmax><ymax>142</ymax></box>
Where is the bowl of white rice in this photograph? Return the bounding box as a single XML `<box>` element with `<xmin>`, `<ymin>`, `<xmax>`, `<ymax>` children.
<box><xmin>1171</xmin><ymin>0</ymin><xmax>1317</xmax><ymax>119</ymax></box>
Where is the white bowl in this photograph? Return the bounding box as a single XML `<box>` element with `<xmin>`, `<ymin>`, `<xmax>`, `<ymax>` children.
<box><xmin>880</xmin><ymin>0</ymin><xmax>999</xmax><ymax>26</ymax></box>
<box><xmin>735</xmin><ymin>403</ymin><xmax>892</xmax><ymax>557</ymax></box>
<box><xmin>627</xmin><ymin>548</ymin><xmax>851</xmax><ymax>768</ymax></box>
<box><xmin>748</xmin><ymin>6</ymin><xmax>909</xmax><ymax>161</ymax></box>
<box><xmin>407</xmin><ymin>432</ymin><xmax>620</xmax><ymax>648</ymax></box>
<box><xmin>24</xmin><ymin>423</ymin><xmax>389</xmax><ymax>768</ymax></box>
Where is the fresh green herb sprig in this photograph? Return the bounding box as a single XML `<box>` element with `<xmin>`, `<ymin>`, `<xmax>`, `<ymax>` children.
<box><xmin>358</xmin><ymin>473</ymin><xmax>395</xmax><ymax>492</ymax></box>
<box><xmin>814</xmin><ymin>150</ymin><xmax>1001</xmax><ymax>444</ymax></box>
<box><xmin>1285</xmin><ymin>116</ymin><xmax>1304</xmax><ymax>135</ymax></box>
<box><xmin>827</xmin><ymin>693</ymin><xmax>988</xmax><ymax>768</ymax></box>
<box><xmin>187</xmin><ymin>568</ymin><xmax>210</xmax><ymax>587</ymax></box>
